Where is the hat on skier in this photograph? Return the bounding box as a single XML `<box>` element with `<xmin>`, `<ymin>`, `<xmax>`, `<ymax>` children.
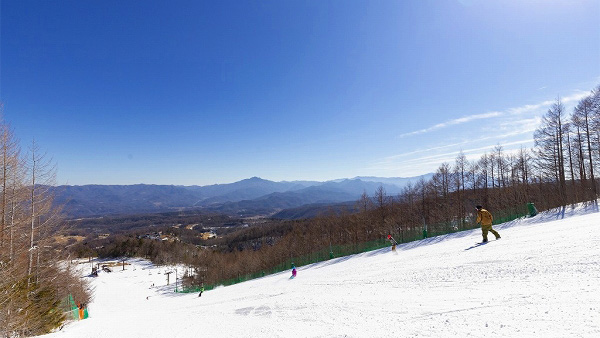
<box><xmin>476</xmin><ymin>205</ymin><xmax>482</xmax><ymax>210</ymax></box>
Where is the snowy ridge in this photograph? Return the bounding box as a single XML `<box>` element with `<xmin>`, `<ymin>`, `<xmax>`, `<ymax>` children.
<box><xmin>41</xmin><ymin>202</ymin><xmax>600</xmax><ymax>338</ymax></box>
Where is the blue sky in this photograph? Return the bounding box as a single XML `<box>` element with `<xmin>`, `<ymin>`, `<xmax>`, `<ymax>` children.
<box><xmin>1</xmin><ymin>0</ymin><xmax>599</xmax><ymax>186</ymax></box>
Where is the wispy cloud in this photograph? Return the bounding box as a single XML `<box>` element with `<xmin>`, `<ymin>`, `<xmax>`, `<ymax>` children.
<box><xmin>496</xmin><ymin>117</ymin><xmax>540</xmax><ymax>134</ymax></box>
<box><xmin>370</xmin><ymin>138</ymin><xmax>534</xmax><ymax>175</ymax></box>
<box><xmin>562</xmin><ymin>91</ymin><xmax>590</xmax><ymax>104</ymax></box>
<box><xmin>507</xmin><ymin>91</ymin><xmax>588</xmax><ymax>115</ymax></box>
<box><xmin>382</xmin><ymin>141</ymin><xmax>472</xmax><ymax>160</ymax></box>
<box><xmin>398</xmin><ymin>112</ymin><xmax>502</xmax><ymax>138</ymax></box>
<box><xmin>386</xmin><ymin>125</ymin><xmax>537</xmax><ymax>164</ymax></box>
<box><xmin>506</xmin><ymin>101</ymin><xmax>552</xmax><ymax>115</ymax></box>
<box><xmin>374</xmin><ymin>88</ymin><xmax>595</xmax><ymax>177</ymax></box>
<box><xmin>398</xmin><ymin>91</ymin><xmax>590</xmax><ymax>138</ymax></box>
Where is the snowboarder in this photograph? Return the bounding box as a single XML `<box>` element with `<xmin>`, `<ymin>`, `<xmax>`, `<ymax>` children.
<box><xmin>291</xmin><ymin>264</ymin><xmax>297</xmax><ymax>279</ymax></box>
<box><xmin>198</xmin><ymin>285</ymin><xmax>205</xmax><ymax>297</ymax></box>
<box><xmin>476</xmin><ymin>205</ymin><xmax>501</xmax><ymax>242</ymax></box>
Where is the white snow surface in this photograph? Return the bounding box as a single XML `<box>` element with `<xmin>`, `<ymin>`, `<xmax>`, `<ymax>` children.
<box><xmin>41</xmin><ymin>203</ymin><xmax>600</xmax><ymax>338</ymax></box>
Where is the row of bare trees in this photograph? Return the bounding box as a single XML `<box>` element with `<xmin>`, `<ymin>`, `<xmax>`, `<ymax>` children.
<box><xmin>192</xmin><ymin>85</ymin><xmax>600</xmax><ymax>286</ymax></box>
<box><xmin>394</xmin><ymin>86</ymin><xmax>600</xmax><ymax>234</ymax></box>
<box><xmin>0</xmin><ymin>118</ymin><xmax>89</xmax><ymax>337</ymax></box>
<box><xmin>535</xmin><ymin>87</ymin><xmax>599</xmax><ymax>206</ymax></box>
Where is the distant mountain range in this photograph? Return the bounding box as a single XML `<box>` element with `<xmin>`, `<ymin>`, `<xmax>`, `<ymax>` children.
<box><xmin>52</xmin><ymin>174</ymin><xmax>433</xmax><ymax>219</ymax></box>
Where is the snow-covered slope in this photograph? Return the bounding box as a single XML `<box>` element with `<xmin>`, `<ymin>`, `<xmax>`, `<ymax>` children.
<box><xmin>41</xmin><ymin>203</ymin><xmax>600</xmax><ymax>338</ymax></box>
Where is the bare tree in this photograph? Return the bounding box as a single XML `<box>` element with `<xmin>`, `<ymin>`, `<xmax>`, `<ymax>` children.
<box><xmin>534</xmin><ymin>98</ymin><xmax>568</xmax><ymax>205</ymax></box>
<box><xmin>454</xmin><ymin>151</ymin><xmax>468</xmax><ymax>228</ymax></box>
<box><xmin>494</xmin><ymin>145</ymin><xmax>507</xmax><ymax>189</ymax></box>
<box><xmin>356</xmin><ymin>191</ymin><xmax>372</xmax><ymax>213</ymax></box>
<box><xmin>573</xmin><ymin>93</ymin><xmax>598</xmax><ymax>198</ymax></box>
<box><xmin>26</xmin><ymin>139</ymin><xmax>58</xmax><ymax>280</ymax></box>
<box><xmin>476</xmin><ymin>153</ymin><xmax>490</xmax><ymax>206</ymax></box>
<box><xmin>0</xmin><ymin>124</ymin><xmax>20</xmax><ymax>249</ymax></box>
<box><xmin>372</xmin><ymin>186</ymin><xmax>391</xmax><ymax>228</ymax></box>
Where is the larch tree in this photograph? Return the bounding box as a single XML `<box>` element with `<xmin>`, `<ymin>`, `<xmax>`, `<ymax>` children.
<box><xmin>573</xmin><ymin>92</ymin><xmax>598</xmax><ymax>198</ymax></box>
<box><xmin>534</xmin><ymin>98</ymin><xmax>568</xmax><ymax>205</ymax></box>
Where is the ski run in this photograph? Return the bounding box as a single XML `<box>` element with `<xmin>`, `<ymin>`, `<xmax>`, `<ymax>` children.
<box><xmin>41</xmin><ymin>202</ymin><xmax>600</xmax><ymax>338</ymax></box>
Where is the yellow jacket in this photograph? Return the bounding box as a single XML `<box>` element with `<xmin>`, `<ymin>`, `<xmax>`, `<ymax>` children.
<box><xmin>476</xmin><ymin>209</ymin><xmax>493</xmax><ymax>226</ymax></box>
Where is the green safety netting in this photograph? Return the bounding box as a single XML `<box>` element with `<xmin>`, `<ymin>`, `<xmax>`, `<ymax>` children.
<box><xmin>178</xmin><ymin>204</ymin><xmax>534</xmax><ymax>293</ymax></box>
<box><xmin>62</xmin><ymin>294</ymin><xmax>88</xmax><ymax>320</ymax></box>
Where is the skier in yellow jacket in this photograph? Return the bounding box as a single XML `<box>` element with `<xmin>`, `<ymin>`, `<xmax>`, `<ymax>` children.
<box><xmin>476</xmin><ymin>205</ymin><xmax>500</xmax><ymax>242</ymax></box>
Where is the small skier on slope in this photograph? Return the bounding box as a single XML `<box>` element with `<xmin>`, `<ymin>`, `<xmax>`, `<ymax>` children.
<box><xmin>291</xmin><ymin>264</ymin><xmax>297</xmax><ymax>279</ymax></box>
<box><xmin>476</xmin><ymin>205</ymin><xmax>501</xmax><ymax>243</ymax></box>
<box><xmin>387</xmin><ymin>234</ymin><xmax>398</xmax><ymax>251</ymax></box>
